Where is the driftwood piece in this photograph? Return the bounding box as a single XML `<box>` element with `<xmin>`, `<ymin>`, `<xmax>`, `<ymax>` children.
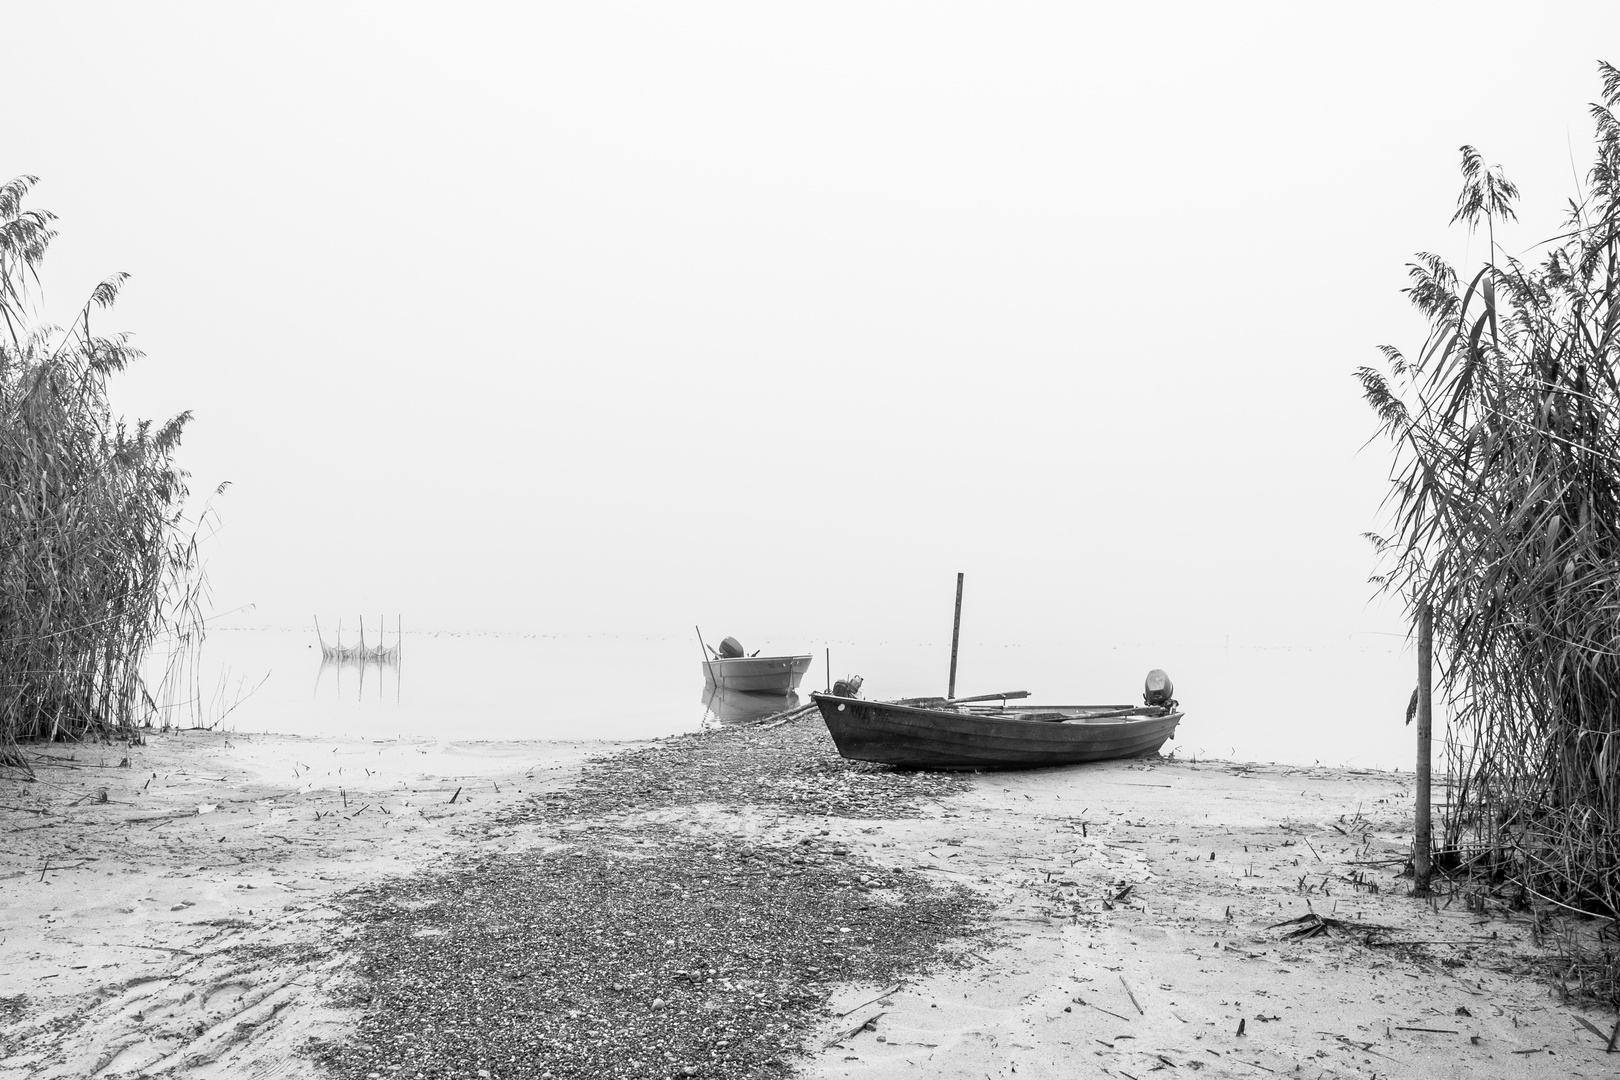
<box><xmin>836</xmin><ymin>984</ymin><xmax>901</xmax><ymax>1018</ymax></box>
<box><xmin>1267</xmin><ymin>911</ymin><xmax>1390</xmax><ymax>940</ymax></box>
<box><xmin>1119</xmin><ymin>975</ymin><xmax>1144</xmax><ymax>1015</ymax></box>
<box><xmin>823</xmin><ymin>1010</ymin><xmax>886</xmax><ymax>1048</ymax></box>
<box><xmin>1073</xmin><ymin>994</ymin><xmax>1131</xmax><ymax>1023</ymax></box>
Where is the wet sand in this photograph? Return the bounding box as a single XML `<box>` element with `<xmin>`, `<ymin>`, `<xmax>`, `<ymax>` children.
<box><xmin>1</xmin><ymin>718</ymin><xmax>1614</xmax><ymax>1078</ymax></box>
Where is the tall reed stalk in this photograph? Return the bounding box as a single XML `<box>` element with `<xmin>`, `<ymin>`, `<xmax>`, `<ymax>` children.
<box><xmin>1359</xmin><ymin>64</ymin><xmax>1620</xmax><ymax>1002</ymax></box>
<box><xmin>0</xmin><ymin>176</ymin><xmax>211</xmax><ymax>763</ymax></box>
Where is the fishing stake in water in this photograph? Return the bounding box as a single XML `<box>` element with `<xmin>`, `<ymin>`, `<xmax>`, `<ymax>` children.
<box><xmin>947</xmin><ymin>572</ymin><xmax>964</xmax><ymax>699</ymax></box>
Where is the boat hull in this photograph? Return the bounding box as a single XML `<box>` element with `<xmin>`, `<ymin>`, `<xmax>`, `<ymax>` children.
<box><xmin>810</xmin><ymin>694</ymin><xmax>1181</xmax><ymax>768</ymax></box>
<box><xmin>701</xmin><ymin>654</ymin><xmax>814</xmax><ymax>693</ymax></box>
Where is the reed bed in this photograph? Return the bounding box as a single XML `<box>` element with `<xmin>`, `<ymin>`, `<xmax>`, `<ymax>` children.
<box><xmin>0</xmin><ymin>176</ymin><xmax>208</xmax><ymax>763</ymax></box>
<box><xmin>1359</xmin><ymin>65</ymin><xmax>1620</xmax><ymax>1002</ymax></box>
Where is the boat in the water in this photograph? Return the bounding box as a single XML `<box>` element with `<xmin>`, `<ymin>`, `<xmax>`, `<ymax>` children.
<box><xmin>698</xmin><ymin>633</ymin><xmax>813</xmax><ymax>693</ymax></box>
<box><xmin>809</xmin><ymin>672</ymin><xmax>1181</xmax><ymax>768</ymax></box>
<box><xmin>703</xmin><ymin>654</ymin><xmax>814</xmax><ymax>693</ymax></box>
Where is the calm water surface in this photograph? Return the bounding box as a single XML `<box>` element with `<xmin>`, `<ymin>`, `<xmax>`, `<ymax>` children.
<box><xmin>180</xmin><ymin>628</ymin><xmax>1422</xmax><ymax>770</ymax></box>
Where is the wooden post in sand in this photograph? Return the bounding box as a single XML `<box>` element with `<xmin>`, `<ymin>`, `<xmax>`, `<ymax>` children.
<box><xmin>947</xmin><ymin>573</ymin><xmax>965</xmax><ymax>699</ymax></box>
<box><xmin>1414</xmin><ymin>602</ymin><xmax>1434</xmax><ymax>893</ymax></box>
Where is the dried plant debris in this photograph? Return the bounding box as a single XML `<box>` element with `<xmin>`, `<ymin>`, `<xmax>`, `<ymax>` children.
<box><xmin>0</xmin><ymin>994</ymin><xmax>28</xmax><ymax>1054</ymax></box>
<box><xmin>518</xmin><ymin>714</ymin><xmax>970</xmax><ymax>823</ymax></box>
<box><xmin>317</xmin><ymin>826</ymin><xmax>988</xmax><ymax>1080</ymax></box>
<box><xmin>1269</xmin><ymin>911</ymin><xmax>1391</xmax><ymax>941</ymax></box>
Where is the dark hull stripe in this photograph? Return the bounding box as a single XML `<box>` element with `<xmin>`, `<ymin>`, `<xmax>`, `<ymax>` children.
<box><xmin>812</xmin><ymin>694</ymin><xmax>1181</xmax><ymax>768</ymax></box>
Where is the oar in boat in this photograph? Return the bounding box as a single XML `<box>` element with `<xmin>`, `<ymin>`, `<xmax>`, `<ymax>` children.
<box><xmin>944</xmin><ymin>690</ymin><xmax>1031</xmax><ymax>705</ymax></box>
<box><xmin>893</xmin><ymin>690</ymin><xmax>1033</xmax><ymax>707</ymax></box>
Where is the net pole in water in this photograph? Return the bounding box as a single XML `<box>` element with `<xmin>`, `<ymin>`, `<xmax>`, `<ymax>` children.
<box><xmin>948</xmin><ymin>573</ymin><xmax>965</xmax><ymax>699</ymax></box>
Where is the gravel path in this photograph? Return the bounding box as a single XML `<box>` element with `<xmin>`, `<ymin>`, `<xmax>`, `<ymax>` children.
<box><xmin>532</xmin><ymin>706</ymin><xmax>968</xmax><ymax>821</ymax></box>
<box><xmin>316</xmin><ymin>712</ymin><xmax>991</xmax><ymax>1080</ymax></box>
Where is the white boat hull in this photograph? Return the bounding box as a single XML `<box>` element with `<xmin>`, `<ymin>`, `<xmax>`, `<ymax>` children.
<box><xmin>701</xmin><ymin>654</ymin><xmax>813</xmax><ymax>693</ymax></box>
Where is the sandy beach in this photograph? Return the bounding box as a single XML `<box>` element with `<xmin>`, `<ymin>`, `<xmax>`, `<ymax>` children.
<box><xmin>2</xmin><ymin>714</ymin><xmax>1615</xmax><ymax>1079</ymax></box>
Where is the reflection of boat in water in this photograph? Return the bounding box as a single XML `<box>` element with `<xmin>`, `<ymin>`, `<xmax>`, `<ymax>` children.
<box><xmin>701</xmin><ymin>681</ymin><xmax>799</xmax><ymax>726</ymax></box>
<box><xmin>697</xmin><ymin>633</ymin><xmax>812</xmax><ymax>693</ymax></box>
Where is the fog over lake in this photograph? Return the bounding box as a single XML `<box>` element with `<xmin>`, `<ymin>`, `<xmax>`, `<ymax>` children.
<box><xmin>191</xmin><ymin>626</ymin><xmax>1414</xmax><ymax>770</ymax></box>
<box><xmin>11</xmin><ymin>4</ymin><xmax>1607</xmax><ymax>768</ymax></box>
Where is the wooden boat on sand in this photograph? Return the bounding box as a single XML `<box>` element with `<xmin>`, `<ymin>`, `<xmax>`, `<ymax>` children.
<box><xmin>810</xmin><ymin>689</ymin><xmax>1182</xmax><ymax>769</ymax></box>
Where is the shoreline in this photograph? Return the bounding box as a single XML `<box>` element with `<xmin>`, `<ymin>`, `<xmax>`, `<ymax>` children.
<box><xmin>2</xmin><ymin>720</ymin><xmax>1614</xmax><ymax>1078</ymax></box>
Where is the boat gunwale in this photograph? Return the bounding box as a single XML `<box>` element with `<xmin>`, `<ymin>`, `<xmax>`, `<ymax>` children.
<box><xmin>810</xmin><ymin>692</ymin><xmax>1179</xmax><ymax>726</ymax></box>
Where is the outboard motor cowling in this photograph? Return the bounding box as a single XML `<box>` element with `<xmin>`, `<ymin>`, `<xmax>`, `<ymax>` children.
<box><xmin>1143</xmin><ymin>669</ymin><xmax>1175</xmax><ymax>707</ymax></box>
<box><xmin>717</xmin><ymin>636</ymin><xmax>745</xmax><ymax>659</ymax></box>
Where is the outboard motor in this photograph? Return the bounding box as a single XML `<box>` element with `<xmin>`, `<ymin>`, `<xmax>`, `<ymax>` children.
<box><xmin>717</xmin><ymin>636</ymin><xmax>745</xmax><ymax>659</ymax></box>
<box><xmin>1143</xmin><ymin>669</ymin><xmax>1176</xmax><ymax>707</ymax></box>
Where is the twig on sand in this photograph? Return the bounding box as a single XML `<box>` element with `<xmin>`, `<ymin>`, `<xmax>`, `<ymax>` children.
<box><xmin>824</xmin><ymin>1010</ymin><xmax>886</xmax><ymax>1048</ymax></box>
<box><xmin>38</xmin><ymin>859</ymin><xmax>90</xmax><ymax>880</ymax></box>
<box><xmin>1073</xmin><ymin>995</ymin><xmax>1131</xmax><ymax>1023</ymax></box>
<box><xmin>113</xmin><ymin>810</ymin><xmax>199</xmax><ymax>828</ymax></box>
<box><xmin>113</xmin><ymin>942</ymin><xmax>199</xmax><ymax>956</ymax></box>
<box><xmin>1119</xmin><ymin>975</ymin><xmax>1144</xmax><ymax>1015</ymax></box>
<box><xmin>1323</xmin><ymin>1033</ymin><xmax>1398</xmax><ymax>1061</ymax></box>
<box><xmin>1268</xmin><ymin>911</ymin><xmax>1390</xmax><ymax>940</ymax></box>
<box><xmin>1572</xmin><ymin>1015</ymin><xmax>1614</xmax><ymax>1046</ymax></box>
<box><xmin>759</xmin><ymin>703</ymin><xmax>819</xmax><ymax>730</ymax></box>
<box><xmin>836</xmin><ymin>984</ymin><xmax>902</xmax><ymax>1017</ymax></box>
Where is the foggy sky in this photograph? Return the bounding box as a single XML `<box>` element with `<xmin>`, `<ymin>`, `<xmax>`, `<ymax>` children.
<box><xmin>9</xmin><ymin>3</ymin><xmax>1614</xmax><ymax>650</ymax></box>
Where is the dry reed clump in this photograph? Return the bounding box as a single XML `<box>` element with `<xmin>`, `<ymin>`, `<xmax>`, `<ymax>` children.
<box><xmin>0</xmin><ymin>176</ymin><xmax>212</xmax><ymax>763</ymax></box>
<box><xmin>1359</xmin><ymin>64</ymin><xmax>1620</xmax><ymax>1004</ymax></box>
